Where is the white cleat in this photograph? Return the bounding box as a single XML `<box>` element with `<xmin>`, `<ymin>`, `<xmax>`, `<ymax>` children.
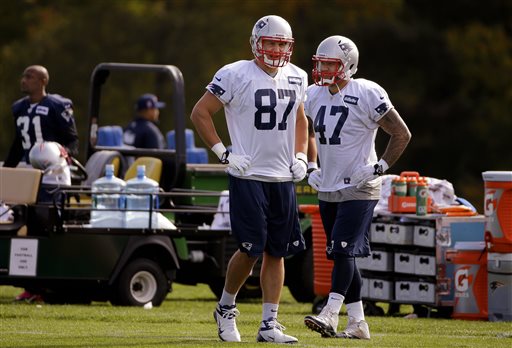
<box><xmin>256</xmin><ymin>318</ymin><xmax>298</xmax><ymax>344</ymax></box>
<box><xmin>213</xmin><ymin>303</ymin><xmax>241</xmax><ymax>342</ymax></box>
<box><xmin>304</xmin><ymin>305</ymin><xmax>339</xmax><ymax>338</ymax></box>
<box><xmin>336</xmin><ymin>317</ymin><xmax>370</xmax><ymax>339</ymax></box>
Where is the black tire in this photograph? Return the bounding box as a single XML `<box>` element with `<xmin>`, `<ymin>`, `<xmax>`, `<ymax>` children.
<box><xmin>285</xmin><ymin>246</ymin><xmax>315</xmax><ymax>303</ymax></box>
<box><xmin>112</xmin><ymin>258</ymin><xmax>169</xmax><ymax>307</ymax></box>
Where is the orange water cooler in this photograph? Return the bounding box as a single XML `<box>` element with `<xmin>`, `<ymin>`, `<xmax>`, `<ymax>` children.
<box><xmin>446</xmin><ymin>242</ymin><xmax>488</xmax><ymax>320</ymax></box>
<box><xmin>482</xmin><ymin>171</ymin><xmax>512</xmax><ymax>321</ymax></box>
<box><xmin>300</xmin><ymin>205</ymin><xmax>332</xmax><ymax>297</ymax></box>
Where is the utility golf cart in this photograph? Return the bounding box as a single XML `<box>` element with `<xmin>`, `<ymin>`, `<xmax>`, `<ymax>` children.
<box><xmin>0</xmin><ymin>63</ymin><xmax>317</xmax><ymax>306</ymax></box>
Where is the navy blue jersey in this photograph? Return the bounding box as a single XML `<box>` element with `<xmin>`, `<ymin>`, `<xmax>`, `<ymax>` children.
<box><xmin>4</xmin><ymin>94</ymin><xmax>79</xmax><ymax>166</ymax></box>
<box><xmin>123</xmin><ymin>118</ymin><xmax>165</xmax><ymax>149</ymax></box>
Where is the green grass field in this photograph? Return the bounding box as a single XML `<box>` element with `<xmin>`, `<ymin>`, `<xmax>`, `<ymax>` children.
<box><xmin>0</xmin><ymin>284</ymin><xmax>510</xmax><ymax>347</ymax></box>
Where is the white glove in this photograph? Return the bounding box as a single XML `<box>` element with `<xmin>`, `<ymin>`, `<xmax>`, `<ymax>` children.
<box><xmin>0</xmin><ymin>203</ymin><xmax>14</xmax><ymax>223</ymax></box>
<box><xmin>290</xmin><ymin>152</ymin><xmax>307</xmax><ymax>182</ymax></box>
<box><xmin>308</xmin><ymin>169</ymin><xmax>321</xmax><ymax>191</ymax></box>
<box><xmin>351</xmin><ymin>159</ymin><xmax>389</xmax><ymax>189</ymax></box>
<box><xmin>212</xmin><ymin>143</ymin><xmax>251</xmax><ymax>175</ymax></box>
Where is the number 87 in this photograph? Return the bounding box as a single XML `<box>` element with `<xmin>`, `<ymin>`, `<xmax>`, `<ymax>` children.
<box><xmin>254</xmin><ymin>88</ymin><xmax>296</xmax><ymax>131</ymax></box>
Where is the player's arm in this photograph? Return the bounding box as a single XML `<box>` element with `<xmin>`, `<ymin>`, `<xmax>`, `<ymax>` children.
<box><xmin>295</xmin><ymin>103</ymin><xmax>308</xmax><ymax>156</ymax></box>
<box><xmin>56</xmin><ymin>105</ymin><xmax>79</xmax><ymax>157</ymax></box>
<box><xmin>191</xmin><ymin>91</ymin><xmax>250</xmax><ymax>173</ymax></box>
<box><xmin>190</xmin><ymin>91</ymin><xmax>224</xmax><ymax>149</ymax></box>
<box><xmin>3</xmin><ymin>134</ymin><xmax>23</xmax><ymax>167</ymax></box>
<box><xmin>377</xmin><ymin>108</ymin><xmax>412</xmax><ymax>168</ymax></box>
<box><xmin>351</xmin><ymin>108</ymin><xmax>411</xmax><ymax>188</ymax></box>
<box><xmin>289</xmin><ymin>103</ymin><xmax>309</xmax><ymax>182</ymax></box>
<box><xmin>61</xmin><ymin>127</ymin><xmax>79</xmax><ymax>157</ymax></box>
<box><xmin>306</xmin><ymin>116</ymin><xmax>318</xmax><ymax>170</ymax></box>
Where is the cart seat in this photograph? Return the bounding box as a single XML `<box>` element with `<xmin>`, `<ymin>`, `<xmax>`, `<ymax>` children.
<box><xmin>0</xmin><ymin>167</ymin><xmax>42</xmax><ymax>205</ymax></box>
<box><xmin>0</xmin><ymin>167</ymin><xmax>42</xmax><ymax>236</ymax></box>
<box><xmin>124</xmin><ymin>157</ymin><xmax>162</xmax><ymax>183</ymax></box>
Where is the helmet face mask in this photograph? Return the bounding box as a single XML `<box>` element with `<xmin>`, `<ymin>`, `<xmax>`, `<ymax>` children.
<box><xmin>312</xmin><ymin>35</ymin><xmax>359</xmax><ymax>86</ymax></box>
<box><xmin>312</xmin><ymin>57</ymin><xmax>345</xmax><ymax>86</ymax></box>
<box><xmin>250</xmin><ymin>15</ymin><xmax>294</xmax><ymax>68</ymax></box>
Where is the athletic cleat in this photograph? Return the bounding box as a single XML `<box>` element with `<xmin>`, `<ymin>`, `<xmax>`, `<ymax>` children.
<box><xmin>257</xmin><ymin>318</ymin><xmax>298</xmax><ymax>344</ymax></box>
<box><xmin>304</xmin><ymin>305</ymin><xmax>339</xmax><ymax>338</ymax></box>
<box><xmin>213</xmin><ymin>303</ymin><xmax>241</xmax><ymax>342</ymax></box>
<box><xmin>14</xmin><ymin>291</ymin><xmax>43</xmax><ymax>303</ymax></box>
<box><xmin>336</xmin><ymin>317</ymin><xmax>370</xmax><ymax>339</ymax></box>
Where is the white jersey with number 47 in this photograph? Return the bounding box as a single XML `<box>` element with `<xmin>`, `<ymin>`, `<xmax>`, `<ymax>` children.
<box><xmin>305</xmin><ymin>78</ymin><xmax>393</xmax><ymax>192</ymax></box>
<box><xmin>206</xmin><ymin>60</ymin><xmax>308</xmax><ymax>182</ymax></box>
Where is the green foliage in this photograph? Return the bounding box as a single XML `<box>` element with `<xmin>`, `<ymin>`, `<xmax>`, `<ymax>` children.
<box><xmin>0</xmin><ymin>0</ymin><xmax>510</xmax><ymax>210</ymax></box>
<box><xmin>0</xmin><ymin>284</ymin><xmax>511</xmax><ymax>347</ymax></box>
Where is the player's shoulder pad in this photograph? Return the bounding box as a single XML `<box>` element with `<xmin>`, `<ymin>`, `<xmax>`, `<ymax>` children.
<box><xmin>46</xmin><ymin>93</ymin><xmax>74</xmax><ymax>108</ymax></box>
<box><xmin>219</xmin><ymin>60</ymin><xmax>252</xmax><ymax>78</ymax></box>
<box><xmin>352</xmin><ymin>78</ymin><xmax>385</xmax><ymax>92</ymax></box>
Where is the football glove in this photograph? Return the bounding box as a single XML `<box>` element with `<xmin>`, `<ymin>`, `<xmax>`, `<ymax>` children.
<box><xmin>351</xmin><ymin>159</ymin><xmax>389</xmax><ymax>189</ymax></box>
<box><xmin>212</xmin><ymin>143</ymin><xmax>251</xmax><ymax>175</ymax></box>
<box><xmin>290</xmin><ymin>152</ymin><xmax>308</xmax><ymax>182</ymax></box>
<box><xmin>308</xmin><ymin>168</ymin><xmax>321</xmax><ymax>191</ymax></box>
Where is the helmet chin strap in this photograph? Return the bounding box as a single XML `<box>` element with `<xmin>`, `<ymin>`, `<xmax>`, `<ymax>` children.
<box><xmin>330</xmin><ymin>78</ymin><xmax>349</xmax><ymax>96</ymax></box>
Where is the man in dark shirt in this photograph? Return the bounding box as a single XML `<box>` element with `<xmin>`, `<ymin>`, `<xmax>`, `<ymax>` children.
<box><xmin>123</xmin><ymin>93</ymin><xmax>166</xmax><ymax>149</ymax></box>
<box><xmin>4</xmin><ymin>65</ymin><xmax>79</xmax><ymax>303</ymax></box>
<box><xmin>4</xmin><ymin>65</ymin><xmax>79</xmax><ymax>167</ymax></box>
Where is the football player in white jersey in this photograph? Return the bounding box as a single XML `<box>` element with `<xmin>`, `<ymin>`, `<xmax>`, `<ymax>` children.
<box><xmin>191</xmin><ymin>15</ymin><xmax>308</xmax><ymax>344</ymax></box>
<box><xmin>303</xmin><ymin>36</ymin><xmax>411</xmax><ymax>339</ymax></box>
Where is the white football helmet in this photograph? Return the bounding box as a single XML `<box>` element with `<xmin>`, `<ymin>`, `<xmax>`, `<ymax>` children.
<box><xmin>29</xmin><ymin>141</ymin><xmax>71</xmax><ymax>185</ymax></box>
<box><xmin>250</xmin><ymin>15</ymin><xmax>294</xmax><ymax>68</ymax></box>
<box><xmin>312</xmin><ymin>35</ymin><xmax>359</xmax><ymax>86</ymax></box>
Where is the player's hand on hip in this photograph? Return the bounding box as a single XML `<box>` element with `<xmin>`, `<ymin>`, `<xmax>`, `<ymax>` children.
<box><xmin>212</xmin><ymin>142</ymin><xmax>251</xmax><ymax>175</ymax></box>
<box><xmin>308</xmin><ymin>169</ymin><xmax>321</xmax><ymax>190</ymax></box>
<box><xmin>290</xmin><ymin>152</ymin><xmax>307</xmax><ymax>182</ymax></box>
<box><xmin>225</xmin><ymin>152</ymin><xmax>251</xmax><ymax>175</ymax></box>
<box><xmin>351</xmin><ymin>159</ymin><xmax>389</xmax><ymax>189</ymax></box>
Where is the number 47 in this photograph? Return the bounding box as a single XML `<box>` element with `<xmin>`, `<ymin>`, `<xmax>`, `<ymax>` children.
<box><xmin>313</xmin><ymin>105</ymin><xmax>348</xmax><ymax>145</ymax></box>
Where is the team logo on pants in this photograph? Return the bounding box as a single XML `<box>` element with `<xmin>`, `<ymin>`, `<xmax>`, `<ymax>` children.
<box><xmin>326</xmin><ymin>240</ymin><xmax>334</xmax><ymax>255</ymax></box>
<box><xmin>242</xmin><ymin>242</ymin><xmax>253</xmax><ymax>251</ymax></box>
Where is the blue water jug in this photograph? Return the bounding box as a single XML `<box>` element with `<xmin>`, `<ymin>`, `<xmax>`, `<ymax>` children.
<box><xmin>91</xmin><ymin>164</ymin><xmax>126</xmax><ymax>227</ymax></box>
<box><xmin>125</xmin><ymin>165</ymin><xmax>159</xmax><ymax>228</ymax></box>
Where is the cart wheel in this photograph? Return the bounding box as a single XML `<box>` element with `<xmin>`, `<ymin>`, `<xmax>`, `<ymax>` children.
<box><xmin>112</xmin><ymin>258</ymin><xmax>169</xmax><ymax>306</ymax></box>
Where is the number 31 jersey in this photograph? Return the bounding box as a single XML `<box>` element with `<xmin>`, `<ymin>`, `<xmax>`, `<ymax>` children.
<box><xmin>305</xmin><ymin>78</ymin><xmax>393</xmax><ymax>191</ymax></box>
<box><xmin>11</xmin><ymin>94</ymin><xmax>78</xmax><ymax>160</ymax></box>
<box><xmin>206</xmin><ymin>60</ymin><xmax>308</xmax><ymax>182</ymax></box>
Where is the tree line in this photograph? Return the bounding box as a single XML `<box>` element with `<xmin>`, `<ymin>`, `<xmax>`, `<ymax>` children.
<box><xmin>1</xmin><ymin>0</ymin><xmax>510</xmax><ymax>210</ymax></box>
